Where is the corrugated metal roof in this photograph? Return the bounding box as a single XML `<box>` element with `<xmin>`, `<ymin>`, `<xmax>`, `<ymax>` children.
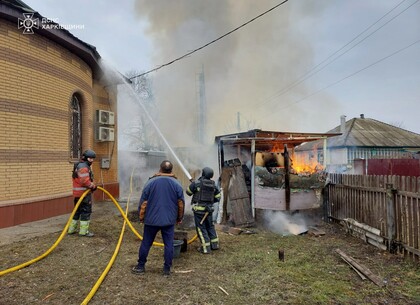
<box><xmin>297</xmin><ymin>116</ymin><xmax>420</xmax><ymax>150</ymax></box>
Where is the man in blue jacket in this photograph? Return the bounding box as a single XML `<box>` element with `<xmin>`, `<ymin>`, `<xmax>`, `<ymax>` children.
<box><xmin>132</xmin><ymin>160</ymin><xmax>185</xmax><ymax>276</ymax></box>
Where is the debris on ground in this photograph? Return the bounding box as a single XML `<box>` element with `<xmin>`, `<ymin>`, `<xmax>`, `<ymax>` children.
<box><xmin>335</xmin><ymin>248</ymin><xmax>386</xmax><ymax>287</ymax></box>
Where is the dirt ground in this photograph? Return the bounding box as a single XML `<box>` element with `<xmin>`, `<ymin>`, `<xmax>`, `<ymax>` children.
<box><xmin>0</xmin><ymin>200</ymin><xmax>419</xmax><ymax>305</ymax></box>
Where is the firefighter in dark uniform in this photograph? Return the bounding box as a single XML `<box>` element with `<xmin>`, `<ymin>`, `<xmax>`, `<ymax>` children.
<box><xmin>186</xmin><ymin>167</ymin><xmax>221</xmax><ymax>254</ymax></box>
<box><xmin>68</xmin><ymin>149</ymin><xmax>97</xmax><ymax>237</ymax></box>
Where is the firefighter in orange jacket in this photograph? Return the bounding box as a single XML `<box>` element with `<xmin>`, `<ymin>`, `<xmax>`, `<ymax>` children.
<box><xmin>68</xmin><ymin>149</ymin><xmax>97</xmax><ymax>237</ymax></box>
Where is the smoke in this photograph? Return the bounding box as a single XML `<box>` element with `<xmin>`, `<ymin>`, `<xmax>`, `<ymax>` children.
<box><xmin>132</xmin><ymin>0</ymin><xmax>339</xmax><ymax>146</ymax></box>
<box><xmin>114</xmin><ymin>1</ymin><xmax>338</xmax><ymax>197</ymax></box>
<box><xmin>262</xmin><ymin>210</ymin><xmax>308</xmax><ymax>236</ymax></box>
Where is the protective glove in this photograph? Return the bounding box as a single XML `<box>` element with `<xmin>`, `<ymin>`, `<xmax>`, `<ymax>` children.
<box><xmin>90</xmin><ymin>184</ymin><xmax>97</xmax><ymax>191</ymax></box>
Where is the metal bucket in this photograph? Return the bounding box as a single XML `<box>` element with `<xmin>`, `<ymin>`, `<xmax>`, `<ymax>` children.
<box><xmin>173</xmin><ymin>240</ymin><xmax>183</xmax><ymax>258</ymax></box>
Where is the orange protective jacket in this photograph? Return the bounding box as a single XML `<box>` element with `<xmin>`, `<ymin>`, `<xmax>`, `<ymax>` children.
<box><xmin>72</xmin><ymin>162</ymin><xmax>95</xmax><ymax>197</ymax></box>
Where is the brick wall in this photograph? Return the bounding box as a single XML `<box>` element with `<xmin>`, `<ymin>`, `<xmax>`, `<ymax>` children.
<box><xmin>0</xmin><ymin>18</ymin><xmax>119</xmax><ymax>227</ymax></box>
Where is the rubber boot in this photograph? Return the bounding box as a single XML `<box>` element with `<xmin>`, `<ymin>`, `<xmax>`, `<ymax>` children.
<box><xmin>79</xmin><ymin>220</ymin><xmax>94</xmax><ymax>237</ymax></box>
<box><xmin>211</xmin><ymin>241</ymin><xmax>219</xmax><ymax>250</ymax></box>
<box><xmin>68</xmin><ymin>219</ymin><xmax>78</xmax><ymax>235</ymax></box>
<box><xmin>197</xmin><ymin>243</ymin><xmax>211</xmax><ymax>254</ymax></box>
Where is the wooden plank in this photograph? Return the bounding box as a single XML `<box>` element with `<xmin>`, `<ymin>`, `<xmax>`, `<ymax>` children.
<box><xmin>407</xmin><ymin>177</ymin><xmax>413</xmax><ymax>259</ymax></box>
<box><xmin>413</xmin><ymin>178</ymin><xmax>419</xmax><ymax>261</ymax></box>
<box><xmin>254</xmin><ymin>185</ymin><xmax>319</xmax><ymax>210</ymax></box>
<box><xmin>220</xmin><ymin>167</ymin><xmax>233</xmax><ymax>224</ymax></box>
<box><xmin>228</xmin><ymin>166</ymin><xmax>254</xmax><ymax>227</ymax></box>
<box><xmin>284</xmin><ymin>144</ymin><xmax>290</xmax><ymax>210</ymax></box>
<box><xmin>308</xmin><ymin>226</ymin><xmax>326</xmax><ymax>236</ymax></box>
<box><xmin>335</xmin><ymin>249</ymin><xmax>385</xmax><ymax>287</ymax></box>
<box><xmin>339</xmin><ymin>255</ymin><xmax>367</xmax><ymax>280</ymax></box>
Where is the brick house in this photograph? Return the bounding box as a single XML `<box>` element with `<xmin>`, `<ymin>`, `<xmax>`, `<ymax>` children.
<box><xmin>0</xmin><ymin>0</ymin><xmax>120</xmax><ymax>228</ymax></box>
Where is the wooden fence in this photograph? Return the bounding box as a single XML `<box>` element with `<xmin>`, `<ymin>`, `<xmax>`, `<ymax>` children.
<box><xmin>326</xmin><ymin>173</ymin><xmax>420</xmax><ymax>261</ymax></box>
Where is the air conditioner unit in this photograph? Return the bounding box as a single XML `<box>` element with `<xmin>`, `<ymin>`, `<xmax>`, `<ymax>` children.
<box><xmin>96</xmin><ymin>110</ymin><xmax>115</xmax><ymax>125</ymax></box>
<box><xmin>97</xmin><ymin>127</ymin><xmax>115</xmax><ymax>142</ymax></box>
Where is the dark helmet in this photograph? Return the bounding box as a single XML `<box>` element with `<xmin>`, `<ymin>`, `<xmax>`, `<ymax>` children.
<box><xmin>201</xmin><ymin>167</ymin><xmax>214</xmax><ymax>179</ymax></box>
<box><xmin>82</xmin><ymin>149</ymin><xmax>96</xmax><ymax>160</ymax></box>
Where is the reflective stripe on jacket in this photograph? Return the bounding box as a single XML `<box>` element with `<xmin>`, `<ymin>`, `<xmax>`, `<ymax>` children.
<box><xmin>72</xmin><ymin>162</ymin><xmax>94</xmax><ymax>197</ymax></box>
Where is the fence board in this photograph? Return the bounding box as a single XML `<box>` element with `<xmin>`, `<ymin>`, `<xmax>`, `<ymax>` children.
<box><xmin>327</xmin><ymin>173</ymin><xmax>420</xmax><ymax>261</ymax></box>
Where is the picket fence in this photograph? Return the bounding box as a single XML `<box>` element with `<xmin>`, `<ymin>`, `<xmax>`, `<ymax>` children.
<box><xmin>326</xmin><ymin>173</ymin><xmax>419</xmax><ymax>261</ymax></box>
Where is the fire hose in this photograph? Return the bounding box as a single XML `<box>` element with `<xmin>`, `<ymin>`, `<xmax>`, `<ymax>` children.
<box><xmin>0</xmin><ymin>165</ymin><xmax>199</xmax><ymax>304</ymax></box>
<box><xmin>0</xmin><ymin>188</ymin><xmax>198</xmax><ymax>278</ymax></box>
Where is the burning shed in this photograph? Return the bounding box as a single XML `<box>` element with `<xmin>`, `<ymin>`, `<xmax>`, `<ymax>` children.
<box><xmin>214</xmin><ymin>129</ymin><xmax>339</xmax><ymax>225</ymax></box>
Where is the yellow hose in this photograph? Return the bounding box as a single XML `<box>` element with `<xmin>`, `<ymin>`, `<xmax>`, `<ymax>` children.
<box><xmin>97</xmin><ymin>186</ymin><xmax>198</xmax><ymax>246</ymax></box>
<box><xmin>82</xmin><ymin>172</ymin><xmax>197</xmax><ymax>304</ymax></box>
<box><xmin>0</xmin><ymin>190</ymin><xmax>90</xmax><ymax>276</ymax></box>
<box><xmin>81</xmin><ymin>169</ymin><xmax>135</xmax><ymax>305</ymax></box>
<box><xmin>0</xmin><ymin>187</ymin><xmax>197</xmax><ymax>277</ymax></box>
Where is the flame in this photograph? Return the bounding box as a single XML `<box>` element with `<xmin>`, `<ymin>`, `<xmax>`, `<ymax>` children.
<box><xmin>268</xmin><ymin>142</ymin><xmax>323</xmax><ymax>175</ymax></box>
<box><xmin>270</xmin><ymin>143</ymin><xmax>284</xmax><ymax>152</ymax></box>
<box><xmin>292</xmin><ymin>154</ymin><xmax>323</xmax><ymax>174</ymax></box>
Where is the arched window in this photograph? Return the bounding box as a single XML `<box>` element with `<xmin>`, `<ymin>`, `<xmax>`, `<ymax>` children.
<box><xmin>70</xmin><ymin>94</ymin><xmax>82</xmax><ymax>159</ymax></box>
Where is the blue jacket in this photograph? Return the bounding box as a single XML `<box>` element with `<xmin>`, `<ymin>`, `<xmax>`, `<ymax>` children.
<box><xmin>139</xmin><ymin>173</ymin><xmax>185</xmax><ymax>226</ymax></box>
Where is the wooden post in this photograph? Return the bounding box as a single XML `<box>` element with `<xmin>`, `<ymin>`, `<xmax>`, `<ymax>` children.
<box><xmin>218</xmin><ymin>140</ymin><xmax>225</xmax><ymax>173</ymax></box>
<box><xmin>386</xmin><ymin>183</ymin><xmax>396</xmax><ymax>253</ymax></box>
<box><xmin>284</xmin><ymin>144</ymin><xmax>290</xmax><ymax>210</ymax></box>
<box><xmin>323</xmin><ymin>183</ymin><xmax>329</xmax><ymax>223</ymax></box>
<box><xmin>251</xmin><ymin>139</ymin><xmax>255</xmax><ymax>218</ymax></box>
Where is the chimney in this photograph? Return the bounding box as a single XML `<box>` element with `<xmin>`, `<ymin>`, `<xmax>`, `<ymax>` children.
<box><xmin>360</xmin><ymin>114</ymin><xmax>365</xmax><ymax>119</ymax></box>
<box><xmin>340</xmin><ymin>115</ymin><xmax>346</xmax><ymax>134</ymax></box>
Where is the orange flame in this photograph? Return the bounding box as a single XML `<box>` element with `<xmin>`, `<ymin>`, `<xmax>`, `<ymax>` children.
<box><xmin>292</xmin><ymin>154</ymin><xmax>323</xmax><ymax>174</ymax></box>
<box><xmin>269</xmin><ymin>142</ymin><xmax>323</xmax><ymax>174</ymax></box>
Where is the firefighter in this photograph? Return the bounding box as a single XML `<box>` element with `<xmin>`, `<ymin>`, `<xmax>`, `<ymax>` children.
<box><xmin>68</xmin><ymin>149</ymin><xmax>97</xmax><ymax>237</ymax></box>
<box><xmin>186</xmin><ymin>167</ymin><xmax>221</xmax><ymax>254</ymax></box>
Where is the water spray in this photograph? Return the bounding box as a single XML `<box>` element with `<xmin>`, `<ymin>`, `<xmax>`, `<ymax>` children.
<box><xmin>118</xmin><ymin>75</ymin><xmax>192</xmax><ymax>181</ymax></box>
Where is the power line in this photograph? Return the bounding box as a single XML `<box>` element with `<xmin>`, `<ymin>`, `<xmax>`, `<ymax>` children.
<box><xmin>259</xmin><ymin>0</ymin><xmax>419</xmax><ymax>108</ymax></box>
<box><xmin>264</xmin><ymin>37</ymin><xmax>420</xmax><ymax>118</ymax></box>
<box><xmin>128</xmin><ymin>0</ymin><xmax>289</xmax><ymax>80</ymax></box>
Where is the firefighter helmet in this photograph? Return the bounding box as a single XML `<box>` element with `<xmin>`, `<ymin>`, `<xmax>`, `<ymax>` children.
<box><xmin>202</xmin><ymin>167</ymin><xmax>214</xmax><ymax>179</ymax></box>
<box><xmin>82</xmin><ymin>149</ymin><xmax>96</xmax><ymax>160</ymax></box>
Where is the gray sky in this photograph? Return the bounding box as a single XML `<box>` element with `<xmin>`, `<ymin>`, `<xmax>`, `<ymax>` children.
<box><xmin>24</xmin><ymin>0</ymin><xmax>420</xmax><ymax>144</ymax></box>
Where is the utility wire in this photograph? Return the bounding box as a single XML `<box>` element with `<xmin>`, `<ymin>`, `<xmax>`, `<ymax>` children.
<box><xmin>264</xmin><ymin>38</ymin><xmax>420</xmax><ymax>118</ymax></box>
<box><xmin>259</xmin><ymin>0</ymin><xmax>419</xmax><ymax>107</ymax></box>
<box><xmin>129</xmin><ymin>0</ymin><xmax>289</xmax><ymax>80</ymax></box>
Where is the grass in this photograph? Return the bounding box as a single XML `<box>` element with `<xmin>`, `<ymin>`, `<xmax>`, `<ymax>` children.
<box><xmin>0</xmin><ymin>202</ymin><xmax>419</xmax><ymax>305</ymax></box>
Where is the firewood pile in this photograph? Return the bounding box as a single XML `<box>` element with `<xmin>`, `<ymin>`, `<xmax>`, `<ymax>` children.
<box><xmin>255</xmin><ymin>166</ymin><xmax>327</xmax><ymax>189</ymax></box>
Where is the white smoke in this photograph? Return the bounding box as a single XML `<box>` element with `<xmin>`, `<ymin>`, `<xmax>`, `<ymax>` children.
<box><xmin>262</xmin><ymin>210</ymin><xmax>308</xmax><ymax>236</ymax></box>
<box><xmin>132</xmin><ymin>0</ymin><xmax>338</xmax><ymax>146</ymax></box>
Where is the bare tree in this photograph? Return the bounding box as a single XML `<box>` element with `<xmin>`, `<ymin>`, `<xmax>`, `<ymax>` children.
<box><xmin>223</xmin><ymin>112</ymin><xmax>258</xmax><ymax>134</ymax></box>
<box><xmin>122</xmin><ymin>71</ymin><xmax>164</xmax><ymax>151</ymax></box>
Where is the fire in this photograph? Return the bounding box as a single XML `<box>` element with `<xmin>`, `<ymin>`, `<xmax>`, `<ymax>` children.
<box><xmin>291</xmin><ymin>154</ymin><xmax>323</xmax><ymax>175</ymax></box>
<box><xmin>268</xmin><ymin>142</ymin><xmax>323</xmax><ymax>175</ymax></box>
